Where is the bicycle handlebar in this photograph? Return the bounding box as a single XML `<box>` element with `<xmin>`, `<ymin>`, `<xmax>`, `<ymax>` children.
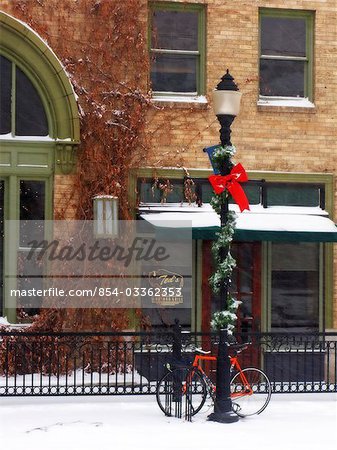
<box><xmin>194</xmin><ymin>341</ymin><xmax>252</xmax><ymax>355</ymax></box>
<box><xmin>228</xmin><ymin>342</ymin><xmax>251</xmax><ymax>353</ymax></box>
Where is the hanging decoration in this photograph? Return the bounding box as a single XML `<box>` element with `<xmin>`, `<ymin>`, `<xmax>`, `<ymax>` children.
<box><xmin>208</xmin><ymin>163</ymin><xmax>249</xmax><ymax>212</ymax></box>
<box><xmin>208</xmin><ymin>145</ymin><xmax>249</xmax><ymax>333</ymax></box>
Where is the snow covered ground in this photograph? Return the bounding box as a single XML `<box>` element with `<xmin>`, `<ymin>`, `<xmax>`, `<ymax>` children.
<box><xmin>0</xmin><ymin>393</ymin><xmax>336</xmax><ymax>450</ymax></box>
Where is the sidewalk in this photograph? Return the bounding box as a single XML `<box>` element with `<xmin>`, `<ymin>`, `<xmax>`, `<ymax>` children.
<box><xmin>0</xmin><ymin>394</ymin><xmax>336</xmax><ymax>450</ymax></box>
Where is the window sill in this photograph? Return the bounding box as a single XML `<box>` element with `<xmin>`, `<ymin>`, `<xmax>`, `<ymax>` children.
<box><xmin>257</xmin><ymin>97</ymin><xmax>316</xmax><ymax>113</ymax></box>
<box><xmin>151</xmin><ymin>95</ymin><xmax>208</xmax><ymax>110</ymax></box>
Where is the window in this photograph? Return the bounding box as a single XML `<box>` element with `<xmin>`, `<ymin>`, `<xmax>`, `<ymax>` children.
<box><xmin>138</xmin><ymin>178</ymin><xmax>324</xmax><ymax>208</ymax></box>
<box><xmin>149</xmin><ymin>3</ymin><xmax>205</xmax><ymax>97</ymax></box>
<box><xmin>0</xmin><ymin>55</ymin><xmax>48</xmax><ymax>136</ymax></box>
<box><xmin>270</xmin><ymin>243</ymin><xmax>321</xmax><ymax>332</ymax></box>
<box><xmin>259</xmin><ymin>9</ymin><xmax>314</xmax><ymax>102</ymax></box>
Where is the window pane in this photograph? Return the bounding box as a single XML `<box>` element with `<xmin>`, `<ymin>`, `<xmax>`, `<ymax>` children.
<box><xmin>151</xmin><ymin>53</ymin><xmax>197</xmax><ymax>92</ymax></box>
<box><xmin>16</xmin><ymin>66</ymin><xmax>48</xmax><ymax>136</ymax></box>
<box><xmin>231</xmin><ymin>243</ymin><xmax>253</xmax><ymax>294</ymax></box>
<box><xmin>201</xmin><ymin>182</ymin><xmax>260</xmax><ymax>204</ymax></box>
<box><xmin>152</xmin><ymin>10</ymin><xmax>198</xmax><ymax>51</ymax></box>
<box><xmin>20</xmin><ymin>181</ymin><xmax>45</xmax><ymax>221</ymax></box>
<box><xmin>271</xmin><ymin>243</ymin><xmax>319</xmax><ymax>332</ymax></box>
<box><xmin>20</xmin><ymin>180</ymin><xmax>45</xmax><ymax>246</ymax></box>
<box><xmin>229</xmin><ymin>184</ymin><xmax>260</xmax><ymax>205</ymax></box>
<box><xmin>0</xmin><ymin>55</ymin><xmax>12</xmax><ymax>134</ymax></box>
<box><xmin>139</xmin><ymin>180</ymin><xmax>184</xmax><ymax>203</ymax></box>
<box><xmin>260</xmin><ymin>59</ymin><xmax>305</xmax><ymax>97</ymax></box>
<box><xmin>261</xmin><ymin>17</ymin><xmax>306</xmax><ymax>57</ymax></box>
<box><xmin>17</xmin><ymin>250</ymin><xmax>42</xmax><ymax>315</ymax></box>
<box><xmin>267</xmin><ymin>185</ymin><xmax>320</xmax><ymax>207</ymax></box>
<box><xmin>139</xmin><ymin>181</ymin><xmax>162</xmax><ymax>203</ymax></box>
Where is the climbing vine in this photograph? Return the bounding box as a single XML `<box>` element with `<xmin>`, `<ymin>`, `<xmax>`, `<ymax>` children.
<box><xmin>10</xmin><ymin>0</ymin><xmax>151</xmax><ymax>221</ymax></box>
<box><xmin>4</xmin><ymin>0</ymin><xmax>153</xmax><ymax>332</ymax></box>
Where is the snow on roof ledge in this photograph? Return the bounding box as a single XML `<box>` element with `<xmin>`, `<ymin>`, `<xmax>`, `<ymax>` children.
<box><xmin>139</xmin><ymin>203</ymin><xmax>329</xmax><ymax>217</ymax></box>
<box><xmin>139</xmin><ymin>204</ymin><xmax>337</xmax><ymax>241</ymax></box>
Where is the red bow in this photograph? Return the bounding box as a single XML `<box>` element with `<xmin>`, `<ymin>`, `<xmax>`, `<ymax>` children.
<box><xmin>209</xmin><ymin>163</ymin><xmax>250</xmax><ymax>212</ymax></box>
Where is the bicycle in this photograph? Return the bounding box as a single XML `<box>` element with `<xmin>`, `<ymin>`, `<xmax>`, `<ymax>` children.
<box><xmin>156</xmin><ymin>342</ymin><xmax>272</xmax><ymax>418</ymax></box>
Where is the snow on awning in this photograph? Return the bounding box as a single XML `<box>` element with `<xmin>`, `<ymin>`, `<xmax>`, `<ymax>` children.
<box><xmin>139</xmin><ymin>204</ymin><xmax>337</xmax><ymax>242</ymax></box>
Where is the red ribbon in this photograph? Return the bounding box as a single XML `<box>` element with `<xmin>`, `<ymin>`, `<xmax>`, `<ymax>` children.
<box><xmin>209</xmin><ymin>163</ymin><xmax>250</xmax><ymax>212</ymax></box>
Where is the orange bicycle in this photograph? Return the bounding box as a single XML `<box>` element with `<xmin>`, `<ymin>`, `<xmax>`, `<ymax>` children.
<box><xmin>156</xmin><ymin>342</ymin><xmax>272</xmax><ymax>417</ymax></box>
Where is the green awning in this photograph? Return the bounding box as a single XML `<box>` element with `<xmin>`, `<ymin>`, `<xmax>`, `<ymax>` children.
<box><xmin>139</xmin><ymin>205</ymin><xmax>337</xmax><ymax>242</ymax></box>
<box><xmin>191</xmin><ymin>226</ymin><xmax>337</xmax><ymax>242</ymax></box>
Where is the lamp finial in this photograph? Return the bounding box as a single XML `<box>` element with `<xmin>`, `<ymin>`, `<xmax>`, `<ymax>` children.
<box><xmin>216</xmin><ymin>70</ymin><xmax>239</xmax><ymax>91</ymax></box>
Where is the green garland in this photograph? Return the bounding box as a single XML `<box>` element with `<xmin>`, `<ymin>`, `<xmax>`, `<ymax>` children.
<box><xmin>209</xmin><ymin>145</ymin><xmax>241</xmax><ymax>333</ymax></box>
<box><xmin>211</xmin><ymin>297</ymin><xmax>242</xmax><ymax>334</ymax></box>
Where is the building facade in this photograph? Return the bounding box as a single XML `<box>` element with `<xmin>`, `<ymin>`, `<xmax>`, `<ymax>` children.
<box><xmin>1</xmin><ymin>1</ymin><xmax>337</xmax><ymax>337</ymax></box>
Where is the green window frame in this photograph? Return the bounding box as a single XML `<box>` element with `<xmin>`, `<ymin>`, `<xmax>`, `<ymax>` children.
<box><xmin>0</xmin><ymin>12</ymin><xmax>81</xmax><ymax>322</ymax></box>
<box><xmin>259</xmin><ymin>8</ymin><xmax>314</xmax><ymax>101</ymax></box>
<box><xmin>136</xmin><ymin>177</ymin><xmax>325</xmax><ymax>209</ymax></box>
<box><xmin>149</xmin><ymin>2</ymin><xmax>206</xmax><ymax>97</ymax></box>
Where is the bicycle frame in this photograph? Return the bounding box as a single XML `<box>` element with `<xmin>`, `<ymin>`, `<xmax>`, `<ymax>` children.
<box><xmin>191</xmin><ymin>354</ymin><xmax>253</xmax><ymax>398</ymax></box>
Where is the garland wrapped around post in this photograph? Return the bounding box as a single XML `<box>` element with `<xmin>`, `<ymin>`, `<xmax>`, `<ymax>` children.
<box><xmin>208</xmin><ymin>145</ymin><xmax>249</xmax><ymax>333</ymax></box>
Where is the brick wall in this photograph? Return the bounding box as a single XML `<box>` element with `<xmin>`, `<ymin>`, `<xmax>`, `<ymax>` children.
<box><xmin>147</xmin><ymin>0</ymin><xmax>337</xmax><ymax>174</ymax></box>
<box><xmin>53</xmin><ymin>175</ymin><xmax>78</xmax><ymax>220</ymax></box>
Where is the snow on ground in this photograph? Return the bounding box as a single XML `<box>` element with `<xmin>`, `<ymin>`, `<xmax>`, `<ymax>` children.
<box><xmin>0</xmin><ymin>394</ymin><xmax>336</xmax><ymax>450</ymax></box>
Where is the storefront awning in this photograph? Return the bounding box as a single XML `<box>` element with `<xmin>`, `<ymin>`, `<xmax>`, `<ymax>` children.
<box><xmin>139</xmin><ymin>204</ymin><xmax>337</xmax><ymax>242</ymax></box>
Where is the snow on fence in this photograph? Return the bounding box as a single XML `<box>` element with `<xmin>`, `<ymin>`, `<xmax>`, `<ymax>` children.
<box><xmin>0</xmin><ymin>329</ymin><xmax>336</xmax><ymax>396</ymax></box>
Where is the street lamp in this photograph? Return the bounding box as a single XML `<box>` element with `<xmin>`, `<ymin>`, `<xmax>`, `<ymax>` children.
<box><xmin>206</xmin><ymin>70</ymin><xmax>242</xmax><ymax>424</ymax></box>
<box><xmin>212</xmin><ymin>69</ymin><xmax>242</xmax><ymax>148</ymax></box>
<box><xmin>93</xmin><ymin>195</ymin><xmax>119</xmax><ymax>238</ymax></box>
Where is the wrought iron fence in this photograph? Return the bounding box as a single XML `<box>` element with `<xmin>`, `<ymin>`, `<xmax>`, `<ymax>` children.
<box><xmin>0</xmin><ymin>328</ymin><xmax>336</xmax><ymax>396</ymax></box>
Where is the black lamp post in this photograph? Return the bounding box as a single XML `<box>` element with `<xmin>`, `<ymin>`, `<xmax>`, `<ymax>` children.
<box><xmin>206</xmin><ymin>70</ymin><xmax>242</xmax><ymax>423</ymax></box>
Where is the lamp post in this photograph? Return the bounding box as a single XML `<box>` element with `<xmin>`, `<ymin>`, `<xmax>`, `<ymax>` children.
<box><xmin>206</xmin><ymin>70</ymin><xmax>242</xmax><ymax>423</ymax></box>
<box><xmin>93</xmin><ymin>195</ymin><xmax>119</xmax><ymax>238</ymax></box>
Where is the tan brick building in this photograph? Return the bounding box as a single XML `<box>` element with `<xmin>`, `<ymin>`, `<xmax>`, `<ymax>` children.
<box><xmin>1</xmin><ymin>0</ymin><xmax>337</xmax><ymax>338</ymax></box>
<box><xmin>140</xmin><ymin>0</ymin><xmax>337</xmax><ymax>335</ymax></box>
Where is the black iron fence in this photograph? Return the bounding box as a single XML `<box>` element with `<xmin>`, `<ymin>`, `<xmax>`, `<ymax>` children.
<box><xmin>0</xmin><ymin>328</ymin><xmax>336</xmax><ymax>396</ymax></box>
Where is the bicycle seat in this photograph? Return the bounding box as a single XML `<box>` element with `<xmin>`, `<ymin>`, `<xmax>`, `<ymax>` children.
<box><xmin>194</xmin><ymin>347</ymin><xmax>211</xmax><ymax>355</ymax></box>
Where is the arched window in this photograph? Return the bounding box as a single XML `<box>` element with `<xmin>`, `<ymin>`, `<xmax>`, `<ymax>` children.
<box><xmin>0</xmin><ymin>55</ymin><xmax>48</xmax><ymax>136</ymax></box>
<box><xmin>0</xmin><ymin>11</ymin><xmax>80</xmax><ymax>322</ymax></box>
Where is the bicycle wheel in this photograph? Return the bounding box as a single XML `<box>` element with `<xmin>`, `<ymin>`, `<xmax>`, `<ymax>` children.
<box><xmin>230</xmin><ymin>367</ymin><xmax>271</xmax><ymax>417</ymax></box>
<box><xmin>156</xmin><ymin>367</ymin><xmax>207</xmax><ymax>417</ymax></box>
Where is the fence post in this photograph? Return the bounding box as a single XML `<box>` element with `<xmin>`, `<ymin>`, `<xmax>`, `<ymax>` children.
<box><xmin>171</xmin><ymin>319</ymin><xmax>184</xmax><ymax>418</ymax></box>
<box><xmin>172</xmin><ymin>318</ymin><xmax>182</xmax><ymax>368</ymax></box>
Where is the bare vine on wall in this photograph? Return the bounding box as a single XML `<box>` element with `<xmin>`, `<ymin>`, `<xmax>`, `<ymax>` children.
<box><xmin>12</xmin><ymin>0</ymin><xmax>152</xmax><ymax>220</ymax></box>
<box><xmin>3</xmin><ymin>0</ymin><xmax>212</xmax><ymax>334</ymax></box>
<box><xmin>6</xmin><ymin>0</ymin><xmax>153</xmax><ymax>332</ymax></box>
<box><xmin>151</xmin><ymin>177</ymin><xmax>173</xmax><ymax>203</ymax></box>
